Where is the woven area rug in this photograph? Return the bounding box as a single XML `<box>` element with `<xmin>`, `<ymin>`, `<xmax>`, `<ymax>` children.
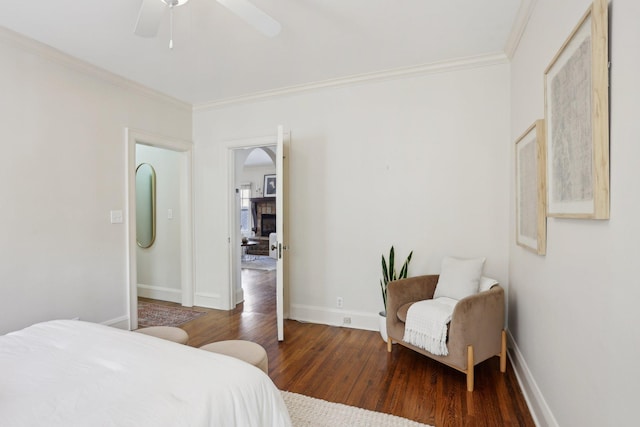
<box><xmin>281</xmin><ymin>391</ymin><xmax>432</xmax><ymax>427</ymax></box>
<box><xmin>242</xmin><ymin>255</ymin><xmax>276</xmax><ymax>271</ymax></box>
<box><xmin>138</xmin><ymin>301</ymin><xmax>205</xmax><ymax>327</ymax></box>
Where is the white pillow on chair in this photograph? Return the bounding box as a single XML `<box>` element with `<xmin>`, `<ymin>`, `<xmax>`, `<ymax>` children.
<box><xmin>433</xmin><ymin>256</ymin><xmax>486</xmax><ymax>300</ymax></box>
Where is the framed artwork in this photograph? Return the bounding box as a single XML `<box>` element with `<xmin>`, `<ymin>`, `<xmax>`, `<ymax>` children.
<box><xmin>515</xmin><ymin>120</ymin><xmax>547</xmax><ymax>255</ymax></box>
<box><xmin>263</xmin><ymin>174</ymin><xmax>276</xmax><ymax>197</ymax></box>
<box><xmin>544</xmin><ymin>0</ymin><xmax>609</xmax><ymax>219</ymax></box>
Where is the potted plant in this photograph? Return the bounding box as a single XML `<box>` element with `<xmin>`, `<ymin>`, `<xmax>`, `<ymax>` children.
<box><xmin>379</xmin><ymin>246</ymin><xmax>413</xmax><ymax>342</ymax></box>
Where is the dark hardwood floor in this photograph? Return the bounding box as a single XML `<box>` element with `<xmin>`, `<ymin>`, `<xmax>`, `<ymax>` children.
<box><xmin>141</xmin><ymin>268</ymin><xmax>535</xmax><ymax>427</ymax></box>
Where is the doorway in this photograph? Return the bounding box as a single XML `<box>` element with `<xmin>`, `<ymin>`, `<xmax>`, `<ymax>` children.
<box><xmin>233</xmin><ymin>146</ymin><xmax>277</xmax><ymax>306</ymax></box>
<box><xmin>135</xmin><ymin>144</ymin><xmax>183</xmax><ymax>303</ymax></box>
<box><xmin>226</xmin><ymin>127</ymin><xmax>288</xmax><ymax>340</ymax></box>
<box><xmin>126</xmin><ymin>129</ymin><xmax>194</xmax><ymax>331</ymax></box>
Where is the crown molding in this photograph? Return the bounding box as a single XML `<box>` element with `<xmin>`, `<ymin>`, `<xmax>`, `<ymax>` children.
<box><xmin>1</xmin><ymin>23</ymin><xmax>516</xmax><ymax>114</ymax></box>
<box><xmin>0</xmin><ymin>26</ymin><xmax>191</xmax><ymax>112</ymax></box>
<box><xmin>504</xmin><ymin>0</ymin><xmax>538</xmax><ymax>58</ymax></box>
<box><xmin>193</xmin><ymin>52</ymin><xmax>510</xmax><ymax>112</ymax></box>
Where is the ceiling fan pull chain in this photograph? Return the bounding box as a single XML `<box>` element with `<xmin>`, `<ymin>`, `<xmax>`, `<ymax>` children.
<box><xmin>169</xmin><ymin>3</ymin><xmax>174</xmax><ymax>49</ymax></box>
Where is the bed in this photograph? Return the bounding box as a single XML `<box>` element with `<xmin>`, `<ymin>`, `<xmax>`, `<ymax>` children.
<box><xmin>0</xmin><ymin>320</ymin><xmax>292</xmax><ymax>426</ymax></box>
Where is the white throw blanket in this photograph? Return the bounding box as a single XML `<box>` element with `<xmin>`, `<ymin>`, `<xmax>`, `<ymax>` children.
<box><xmin>403</xmin><ymin>297</ymin><xmax>458</xmax><ymax>356</ymax></box>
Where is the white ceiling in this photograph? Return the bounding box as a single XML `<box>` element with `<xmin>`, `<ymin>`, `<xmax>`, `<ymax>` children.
<box><xmin>0</xmin><ymin>0</ymin><xmax>523</xmax><ymax>106</ymax></box>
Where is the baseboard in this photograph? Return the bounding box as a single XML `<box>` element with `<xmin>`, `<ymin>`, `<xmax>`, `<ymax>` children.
<box><xmin>289</xmin><ymin>304</ymin><xmax>379</xmax><ymax>331</ymax></box>
<box><xmin>507</xmin><ymin>330</ymin><xmax>558</xmax><ymax>427</ymax></box>
<box><xmin>137</xmin><ymin>284</ymin><xmax>181</xmax><ymax>303</ymax></box>
<box><xmin>194</xmin><ymin>291</ymin><xmax>224</xmax><ymax>309</ymax></box>
<box><xmin>102</xmin><ymin>315</ymin><xmax>130</xmax><ymax>330</ymax></box>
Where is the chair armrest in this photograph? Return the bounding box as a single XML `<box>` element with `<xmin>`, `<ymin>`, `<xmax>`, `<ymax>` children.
<box><xmin>447</xmin><ymin>285</ymin><xmax>505</xmax><ymax>365</ymax></box>
<box><xmin>386</xmin><ymin>275</ymin><xmax>439</xmax><ymax>340</ymax></box>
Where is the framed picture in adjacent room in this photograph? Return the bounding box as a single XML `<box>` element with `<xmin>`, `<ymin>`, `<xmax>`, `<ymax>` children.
<box><xmin>515</xmin><ymin>120</ymin><xmax>547</xmax><ymax>255</ymax></box>
<box><xmin>264</xmin><ymin>174</ymin><xmax>276</xmax><ymax>197</ymax></box>
<box><xmin>544</xmin><ymin>0</ymin><xmax>609</xmax><ymax>219</ymax></box>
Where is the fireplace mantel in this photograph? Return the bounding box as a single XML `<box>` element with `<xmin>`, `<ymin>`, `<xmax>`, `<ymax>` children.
<box><xmin>250</xmin><ymin>197</ymin><xmax>275</xmax><ymax>204</ymax></box>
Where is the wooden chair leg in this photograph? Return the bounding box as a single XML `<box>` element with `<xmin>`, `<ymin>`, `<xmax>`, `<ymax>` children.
<box><xmin>387</xmin><ymin>337</ymin><xmax>392</xmax><ymax>352</ymax></box>
<box><xmin>500</xmin><ymin>329</ymin><xmax>507</xmax><ymax>373</ymax></box>
<box><xmin>467</xmin><ymin>345</ymin><xmax>474</xmax><ymax>392</ymax></box>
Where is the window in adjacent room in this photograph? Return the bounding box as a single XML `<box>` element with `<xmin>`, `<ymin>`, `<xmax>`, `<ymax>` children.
<box><xmin>239</xmin><ymin>183</ymin><xmax>252</xmax><ymax>233</ymax></box>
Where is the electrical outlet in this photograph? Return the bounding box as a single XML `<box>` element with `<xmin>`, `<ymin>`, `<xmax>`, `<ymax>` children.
<box><xmin>336</xmin><ymin>297</ymin><xmax>343</xmax><ymax>308</ymax></box>
<box><xmin>343</xmin><ymin>317</ymin><xmax>351</xmax><ymax>325</ymax></box>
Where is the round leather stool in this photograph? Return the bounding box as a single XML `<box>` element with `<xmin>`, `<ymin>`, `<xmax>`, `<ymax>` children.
<box><xmin>135</xmin><ymin>326</ymin><xmax>189</xmax><ymax>344</ymax></box>
<box><xmin>200</xmin><ymin>340</ymin><xmax>268</xmax><ymax>374</ymax></box>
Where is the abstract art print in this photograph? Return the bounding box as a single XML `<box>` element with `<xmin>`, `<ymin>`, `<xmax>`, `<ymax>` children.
<box><xmin>515</xmin><ymin>120</ymin><xmax>547</xmax><ymax>255</ymax></box>
<box><xmin>544</xmin><ymin>0</ymin><xmax>609</xmax><ymax>219</ymax></box>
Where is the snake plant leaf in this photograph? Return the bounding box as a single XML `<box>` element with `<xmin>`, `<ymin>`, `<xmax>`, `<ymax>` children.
<box><xmin>398</xmin><ymin>264</ymin><xmax>407</xmax><ymax>279</ymax></box>
<box><xmin>389</xmin><ymin>246</ymin><xmax>396</xmax><ymax>280</ymax></box>
<box><xmin>382</xmin><ymin>255</ymin><xmax>389</xmax><ymax>283</ymax></box>
<box><xmin>380</xmin><ymin>279</ymin><xmax>387</xmax><ymax>308</ymax></box>
<box><xmin>398</xmin><ymin>250</ymin><xmax>413</xmax><ymax>279</ymax></box>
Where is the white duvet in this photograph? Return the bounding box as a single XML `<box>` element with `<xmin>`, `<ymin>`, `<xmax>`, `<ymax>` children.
<box><xmin>0</xmin><ymin>320</ymin><xmax>292</xmax><ymax>427</ymax></box>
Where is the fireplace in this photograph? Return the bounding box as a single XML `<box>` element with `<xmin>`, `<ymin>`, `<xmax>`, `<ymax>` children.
<box><xmin>248</xmin><ymin>198</ymin><xmax>276</xmax><ymax>255</ymax></box>
<box><xmin>261</xmin><ymin>214</ymin><xmax>276</xmax><ymax>236</ymax></box>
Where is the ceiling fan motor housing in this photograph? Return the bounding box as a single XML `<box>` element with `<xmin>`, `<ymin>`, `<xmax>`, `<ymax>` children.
<box><xmin>162</xmin><ymin>0</ymin><xmax>189</xmax><ymax>7</ymax></box>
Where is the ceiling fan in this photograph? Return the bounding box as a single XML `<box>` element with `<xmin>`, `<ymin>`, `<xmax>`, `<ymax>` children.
<box><xmin>134</xmin><ymin>0</ymin><xmax>281</xmax><ymax>48</ymax></box>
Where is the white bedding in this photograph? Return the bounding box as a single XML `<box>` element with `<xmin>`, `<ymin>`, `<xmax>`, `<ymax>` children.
<box><xmin>0</xmin><ymin>320</ymin><xmax>292</xmax><ymax>427</ymax></box>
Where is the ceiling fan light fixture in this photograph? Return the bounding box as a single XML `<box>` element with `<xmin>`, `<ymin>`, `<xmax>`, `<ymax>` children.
<box><xmin>161</xmin><ymin>0</ymin><xmax>190</xmax><ymax>6</ymax></box>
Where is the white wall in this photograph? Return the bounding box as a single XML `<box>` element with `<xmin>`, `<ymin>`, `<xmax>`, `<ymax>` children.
<box><xmin>136</xmin><ymin>145</ymin><xmax>183</xmax><ymax>302</ymax></box>
<box><xmin>0</xmin><ymin>30</ymin><xmax>192</xmax><ymax>334</ymax></box>
<box><xmin>193</xmin><ymin>62</ymin><xmax>511</xmax><ymax>329</ymax></box>
<box><xmin>509</xmin><ymin>0</ymin><xmax>640</xmax><ymax>425</ymax></box>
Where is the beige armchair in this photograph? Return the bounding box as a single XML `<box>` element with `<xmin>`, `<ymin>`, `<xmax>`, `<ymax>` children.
<box><xmin>386</xmin><ymin>274</ymin><xmax>506</xmax><ymax>391</ymax></box>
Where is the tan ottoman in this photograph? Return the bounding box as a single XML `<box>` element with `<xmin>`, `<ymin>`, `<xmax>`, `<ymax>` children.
<box><xmin>200</xmin><ymin>340</ymin><xmax>268</xmax><ymax>374</ymax></box>
<box><xmin>135</xmin><ymin>326</ymin><xmax>189</xmax><ymax>344</ymax></box>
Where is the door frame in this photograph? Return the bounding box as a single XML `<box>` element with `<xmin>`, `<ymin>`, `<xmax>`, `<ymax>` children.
<box><xmin>225</xmin><ymin>129</ymin><xmax>289</xmax><ymax>340</ymax></box>
<box><xmin>125</xmin><ymin>128</ymin><xmax>194</xmax><ymax>330</ymax></box>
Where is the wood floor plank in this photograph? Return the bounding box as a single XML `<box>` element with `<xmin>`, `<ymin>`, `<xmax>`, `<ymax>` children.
<box><xmin>141</xmin><ymin>268</ymin><xmax>535</xmax><ymax>427</ymax></box>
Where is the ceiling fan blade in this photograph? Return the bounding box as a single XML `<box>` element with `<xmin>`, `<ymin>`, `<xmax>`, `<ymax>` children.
<box><xmin>216</xmin><ymin>0</ymin><xmax>282</xmax><ymax>37</ymax></box>
<box><xmin>134</xmin><ymin>0</ymin><xmax>166</xmax><ymax>37</ymax></box>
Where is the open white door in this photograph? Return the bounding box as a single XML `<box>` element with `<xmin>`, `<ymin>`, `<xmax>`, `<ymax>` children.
<box><xmin>275</xmin><ymin>125</ymin><xmax>288</xmax><ymax>341</ymax></box>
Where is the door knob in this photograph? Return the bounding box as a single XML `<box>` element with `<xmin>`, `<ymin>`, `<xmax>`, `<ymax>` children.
<box><xmin>271</xmin><ymin>244</ymin><xmax>278</xmax><ymax>251</ymax></box>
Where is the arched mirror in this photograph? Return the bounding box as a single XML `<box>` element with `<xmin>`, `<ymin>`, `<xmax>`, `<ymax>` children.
<box><xmin>136</xmin><ymin>163</ymin><xmax>156</xmax><ymax>248</ymax></box>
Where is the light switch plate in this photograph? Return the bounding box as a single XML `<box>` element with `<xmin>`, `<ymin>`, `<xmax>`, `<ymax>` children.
<box><xmin>110</xmin><ymin>210</ymin><xmax>123</xmax><ymax>224</ymax></box>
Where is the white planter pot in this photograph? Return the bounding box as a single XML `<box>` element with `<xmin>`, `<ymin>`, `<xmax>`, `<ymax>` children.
<box><xmin>379</xmin><ymin>311</ymin><xmax>388</xmax><ymax>342</ymax></box>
